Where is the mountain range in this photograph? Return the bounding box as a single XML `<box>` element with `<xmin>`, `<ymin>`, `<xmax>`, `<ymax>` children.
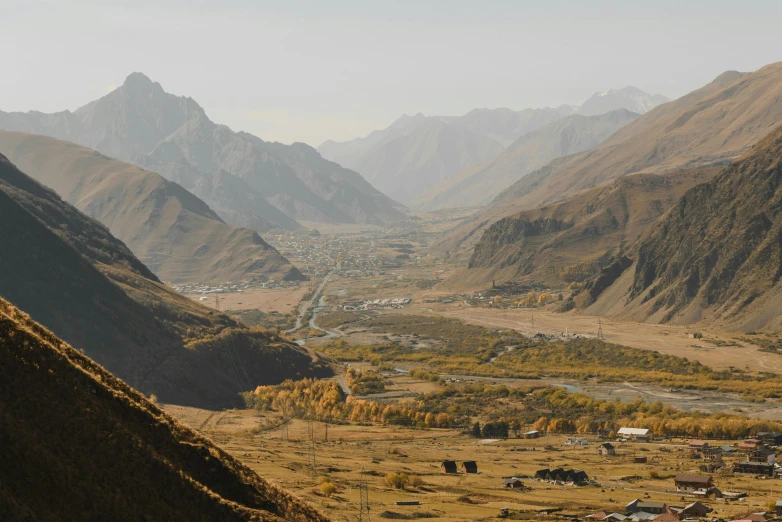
<box><xmin>319</xmin><ymin>87</ymin><xmax>667</xmax><ymax>206</ymax></box>
<box><xmin>437</xmin><ymin>63</ymin><xmax>782</xmax><ymax>264</ymax></box>
<box><xmin>0</xmin><ymin>296</ymin><xmax>328</xmax><ymax>521</ymax></box>
<box><xmin>0</xmin><ymin>73</ymin><xmax>406</xmax><ymax>231</ymax></box>
<box><xmin>0</xmin><ymin>152</ymin><xmax>331</xmax><ymax>408</ymax></box>
<box><xmin>0</xmin><ymin>130</ymin><xmax>301</xmax><ymax>285</ymax></box>
<box><xmin>412</xmin><ymin>109</ymin><xmax>640</xmax><ymax>210</ymax></box>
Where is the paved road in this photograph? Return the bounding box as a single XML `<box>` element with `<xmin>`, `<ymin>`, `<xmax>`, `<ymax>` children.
<box><xmin>288</xmin><ymin>271</ymin><xmax>333</xmax><ymax>332</ymax></box>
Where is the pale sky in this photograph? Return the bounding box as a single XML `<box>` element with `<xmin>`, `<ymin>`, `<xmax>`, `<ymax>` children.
<box><xmin>2</xmin><ymin>0</ymin><xmax>781</xmax><ymax>146</ymax></box>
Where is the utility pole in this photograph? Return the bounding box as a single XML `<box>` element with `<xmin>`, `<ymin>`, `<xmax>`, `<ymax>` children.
<box><xmin>597</xmin><ymin>319</ymin><xmax>604</xmax><ymax>340</ymax></box>
<box><xmin>358</xmin><ymin>467</ymin><xmax>371</xmax><ymax>522</ymax></box>
<box><xmin>214</xmin><ymin>295</ymin><xmax>221</xmax><ymax>311</ymax></box>
<box><xmin>307</xmin><ymin>420</ymin><xmax>317</xmax><ymax>477</ymax></box>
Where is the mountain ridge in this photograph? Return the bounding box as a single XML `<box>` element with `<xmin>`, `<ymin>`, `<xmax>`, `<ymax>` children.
<box><xmin>0</xmin><ymin>130</ymin><xmax>303</xmax><ymax>284</ymax></box>
<box><xmin>0</xmin><ymin>72</ymin><xmax>406</xmax><ymax>230</ymax></box>
<box><xmin>433</xmin><ymin>63</ymin><xmax>782</xmax><ymax>260</ymax></box>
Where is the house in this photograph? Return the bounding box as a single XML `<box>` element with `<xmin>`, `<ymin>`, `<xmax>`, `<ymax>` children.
<box><xmin>626</xmin><ymin>500</ymin><xmax>642</xmax><ymax>513</ymax></box>
<box><xmin>566</xmin><ymin>438</ymin><xmax>589</xmax><ymax>446</ymax></box>
<box><xmin>689</xmin><ymin>441</ymin><xmax>709</xmax><ymax>451</ymax></box>
<box><xmin>503</xmin><ymin>478</ymin><xmax>524</xmax><ymax>489</ymax></box>
<box><xmin>653</xmin><ymin>513</ymin><xmax>679</xmax><ymax>522</ymax></box>
<box><xmin>748</xmin><ymin>447</ymin><xmax>775</xmax><ymax>464</ymax></box>
<box><xmin>618</xmin><ymin>427</ymin><xmax>651</xmax><ymax>442</ymax></box>
<box><xmin>703</xmin><ymin>447</ymin><xmax>724</xmax><ymax>459</ymax></box>
<box><xmin>627</xmin><ymin>512</ymin><xmax>655</xmax><ymax>522</ymax></box>
<box><xmin>634</xmin><ymin>502</ymin><xmax>666</xmax><ymax>515</ymax></box>
<box><xmin>679</xmin><ymin>501</ymin><xmax>713</xmax><ymax>518</ymax></box>
<box><xmin>441</xmin><ymin>460</ymin><xmax>457</xmax><ymax>474</ymax></box>
<box><xmin>758</xmin><ymin>432</ymin><xmax>782</xmax><ymax>446</ymax></box>
<box><xmin>604</xmin><ymin>514</ymin><xmax>627</xmax><ymax>522</ymax></box>
<box><xmin>775</xmin><ymin>500</ymin><xmax>782</xmax><ymax>516</ymax></box>
<box><xmin>598</xmin><ymin>443</ymin><xmax>616</xmax><ymax>456</ymax></box>
<box><xmin>739</xmin><ymin>439</ymin><xmax>763</xmax><ymax>451</ymax></box>
<box><xmin>462</xmin><ymin>461</ymin><xmax>478</xmax><ymax>474</ymax></box>
<box><xmin>634</xmin><ymin>456</ymin><xmax>648</xmax><ymax>464</ymax></box>
<box><xmin>733</xmin><ymin>461</ymin><xmax>774</xmax><ymax>476</ymax></box>
<box><xmin>535</xmin><ymin>468</ymin><xmax>551</xmax><ymax>480</ymax></box>
<box><xmin>675</xmin><ymin>473</ymin><xmax>713</xmax><ymax>492</ymax></box>
<box><xmin>523</xmin><ymin>430</ymin><xmax>540</xmax><ymax>439</ymax></box>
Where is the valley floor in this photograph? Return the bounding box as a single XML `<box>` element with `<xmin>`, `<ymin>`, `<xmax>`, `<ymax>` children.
<box><xmin>166</xmin><ymin>404</ymin><xmax>780</xmax><ymax>522</ymax></box>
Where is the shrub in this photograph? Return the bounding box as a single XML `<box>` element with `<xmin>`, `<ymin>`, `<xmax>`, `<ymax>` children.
<box><xmin>320</xmin><ymin>482</ymin><xmax>337</xmax><ymax>497</ymax></box>
<box><xmin>384</xmin><ymin>472</ymin><xmax>410</xmax><ymax>489</ymax></box>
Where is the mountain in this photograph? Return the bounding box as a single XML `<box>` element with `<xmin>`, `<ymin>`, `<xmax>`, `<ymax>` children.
<box><xmin>0</xmin><ymin>296</ymin><xmax>328</xmax><ymax>521</ymax></box>
<box><xmin>582</xmin><ymin>123</ymin><xmax>782</xmax><ymax>331</ymax></box>
<box><xmin>318</xmin><ymin>107</ymin><xmax>576</xmax><ymax>203</ymax></box>
<box><xmin>0</xmin><ymin>130</ymin><xmax>302</xmax><ymax>285</ymax></box>
<box><xmin>578</xmin><ymin>86</ymin><xmax>669</xmax><ymax>116</ymax></box>
<box><xmin>0</xmin><ymin>152</ymin><xmax>331</xmax><ymax>408</ymax></box>
<box><xmin>435</xmin><ymin>63</ymin><xmax>782</xmax><ymax>260</ymax></box>
<box><xmin>350</xmin><ymin>119</ymin><xmax>505</xmax><ymax>203</ymax></box>
<box><xmin>412</xmin><ymin>109</ymin><xmax>639</xmax><ymax>210</ymax></box>
<box><xmin>463</xmin><ymin>167</ymin><xmax>719</xmax><ymax>289</ymax></box>
<box><xmin>0</xmin><ymin>72</ymin><xmax>405</xmax><ymax>229</ymax></box>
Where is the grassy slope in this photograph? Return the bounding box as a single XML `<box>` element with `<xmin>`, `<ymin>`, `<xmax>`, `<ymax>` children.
<box><xmin>0</xmin><ymin>297</ymin><xmax>329</xmax><ymax>522</ymax></box>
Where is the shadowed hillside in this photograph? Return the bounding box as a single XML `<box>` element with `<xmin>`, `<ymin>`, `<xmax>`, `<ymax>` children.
<box><xmin>462</xmin><ymin>168</ymin><xmax>719</xmax><ymax>288</ymax></box>
<box><xmin>0</xmin><ymin>130</ymin><xmax>303</xmax><ymax>284</ymax></box>
<box><xmin>583</xmin><ymin>123</ymin><xmax>782</xmax><ymax>330</ymax></box>
<box><xmin>0</xmin><ymin>297</ymin><xmax>329</xmax><ymax>522</ymax></box>
<box><xmin>0</xmin><ymin>153</ymin><xmax>331</xmax><ymax>408</ymax></box>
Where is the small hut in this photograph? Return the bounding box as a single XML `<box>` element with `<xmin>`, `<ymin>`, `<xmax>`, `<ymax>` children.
<box><xmin>462</xmin><ymin>461</ymin><xmax>478</xmax><ymax>474</ymax></box>
<box><xmin>503</xmin><ymin>478</ymin><xmax>524</xmax><ymax>489</ymax></box>
<box><xmin>598</xmin><ymin>443</ymin><xmax>616</xmax><ymax>456</ymax></box>
<box><xmin>441</xmin><ymin>460</ymin><xmax>457</xmax><ymax>474</ymax></box>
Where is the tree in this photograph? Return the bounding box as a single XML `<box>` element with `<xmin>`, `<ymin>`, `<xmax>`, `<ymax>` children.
<box><xmin>471</xmin><ymin>421</ymin><xmax>482</xmax><ymax>438</ymax></box>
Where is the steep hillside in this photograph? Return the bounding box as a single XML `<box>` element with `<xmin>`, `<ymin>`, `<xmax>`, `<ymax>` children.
<box><xmin>0</xmin><ymin>153</ymin><xmax>331</xmax><ymax>408</ymax></box>
<box><xmin>0</xmin><ymin>72</ymin><xmax>404</xmax><ymax>228</ymax></box>
<box><xmin>0</xmin><ymin>130</ymin><xmax>302</xmax><ymax>284</ymax></box>
<box><xmin>351</xmin><ymin>119</ymin><xmax>505</xmax><ymax>203</ymax></box>
<box><xmin>462</xmin><ymin>168</ymin><xmax>718</xmax><ymax>288</ymax></box>
<box><xmin>578</xmin><ymin>86</ymin><xmax>668</xmax><ymax>116</ymax></box>
<box><xmin>584</xmin><ymin>123</ymin><xmax>782</xmax><ymax>331</ymax></box>
<box><xmin>0</xmin><ymin>297</ymin><xmax>328</xmax><ymax>522</ymax></box>
<box><xmin>435</xmin><ymin>63</ymin><xmax>782</xmax><ymax>258</ymax></box>
<box><xmin>413</xmin><ymin>109</ymin><xmax>639</xmax><ymax>210</ymax></box>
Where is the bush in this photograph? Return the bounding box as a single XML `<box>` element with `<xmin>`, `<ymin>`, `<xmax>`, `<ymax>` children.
<box><xmin>320</xmin><ymin>482</ymin><xmax>337</xmax><ymax>497</ymax></box>
<box><xmin>384</xmin><ymin>472</ymin><xmax>410</xmax><ymax>489</ymax></box>
<box><xmin>648</xmin><ymin>470</ymin><xmax>660</xmax><ymax>479</ymax></box>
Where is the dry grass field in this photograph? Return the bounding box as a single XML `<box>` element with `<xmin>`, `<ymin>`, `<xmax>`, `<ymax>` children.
<box><xmin>186</xmin><ymin>286</ymin><xmax>311</xmax><ymax>314</ymax></box>
<box><xmin>166</xmin><ymin>403</ymin><xmax>780</xmax><ymax>522</ymax></box>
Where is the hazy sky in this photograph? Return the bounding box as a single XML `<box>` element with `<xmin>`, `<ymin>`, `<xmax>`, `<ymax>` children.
<box><xmin>3</xmin><ymin>0</ymin><xmax>781</xmax><ymax>146</ymax></box>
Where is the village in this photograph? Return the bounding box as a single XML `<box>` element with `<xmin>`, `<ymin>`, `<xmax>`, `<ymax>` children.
<box><xmin>165</xmin><ymin>399</ymin><xmax>782</xmax><ymax>522</ymax></box>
